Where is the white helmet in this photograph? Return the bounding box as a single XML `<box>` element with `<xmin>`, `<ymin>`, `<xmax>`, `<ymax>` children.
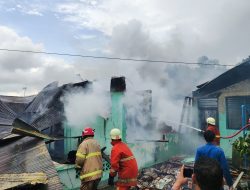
<box><xmin>206</xmin><ymin>117</ymin><xmax>215</xmax><ymax>125</ymax></box>
<box><xmin>110</xmin><ymin>128</ymin><xmax>121</xmax><ymax>140</ymax></box>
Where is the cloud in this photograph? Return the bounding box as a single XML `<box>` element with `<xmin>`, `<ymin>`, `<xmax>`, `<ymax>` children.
<box><xmin>0</xmin><ymin>1</ymin><xmax>248</xmax><ymax>128</ymax></box>
<box><xmin>55</xmin><ymin>0</ymin><xmax>250</xmax><ymax>64</ymax></box>
<box><xmin>2</xmin><ymin>2</ymin><xmax>45</xmax><ymax>16</ymax></box>
<box><xmin>2</xmin><ymin>1</ymin><xmax>250</xmax><ymax>63</ymax></box>
<box><xmin>0</xmin><ymin>25</ymin><xmax>79</xmax><ymax>95</ymax></box>
<box><xmin>0</xmin><ymin>26</ymin><xmax>44</xmax><ymax>71</ymax></box>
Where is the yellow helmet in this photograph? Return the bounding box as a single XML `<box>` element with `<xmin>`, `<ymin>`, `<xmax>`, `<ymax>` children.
<box><xmin>206</xmin><ymin>117</ymin><xmax>215</xmax><ymax>125</ymax></box>
<box><xmin>110</xmin><ymin>128</ymin><xmax>121</xmax><ymax>140</ymax></box>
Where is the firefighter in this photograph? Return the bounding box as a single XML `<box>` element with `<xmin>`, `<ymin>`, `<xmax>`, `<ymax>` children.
<box><xmin>108</xmin><ymin>128</ymin><xmax>138</xmax><ymax>190</ymax></box>
<box><xmin>75</xmin><ymin>127</ymin><xmax>103</xmax><ymax>190</ymax></box>
<box><xmin>206</xmin><ymin>117</ymin><xmax>220</xmax><ymax>146</ymax></box>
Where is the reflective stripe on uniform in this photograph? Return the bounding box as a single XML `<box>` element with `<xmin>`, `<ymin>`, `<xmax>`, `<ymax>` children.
<box><xmin>76</xmin><ymin>152</ymin><xmax>86</xmax><ymax>159</ymax></box>
<box><xmin>118</xmin><ymin>178</ymin><xmax>137</xmax><ymax>183</ymax></box>
<box><xmin>120</xmin><ymin>156</ymin><xmax>135</xmax><ymax>162</ymax></box>
<box><xmin>76</xmin><ymin>151</ymin><xmax>101</xmax><ymax>159</ymax></box>
<box><xmin>86</xmin><ymin>151</ymin><xmax>101</xmax><ymax>158</ymax></box>
<box><xmin>75</xmin><ymin>164</ymin><xmax>81</xmax><ymax>169</ymax></box>
<box><xmin>80</xmin><ymin>170</ymin><xmax>102</xmax><ymax>180</ymax></box>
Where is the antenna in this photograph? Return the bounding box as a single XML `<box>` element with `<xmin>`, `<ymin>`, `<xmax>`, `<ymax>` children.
<box><xmin>76</xmin><ymin>73</ymin><xmax>84</xmax><ymax>81</ymax></box>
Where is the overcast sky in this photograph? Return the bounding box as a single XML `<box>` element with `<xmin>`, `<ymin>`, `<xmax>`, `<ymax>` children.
<box><xmin>0</xmin><ymin>0</ymin><xmax>250</xmax><ymax>96</ymax></box>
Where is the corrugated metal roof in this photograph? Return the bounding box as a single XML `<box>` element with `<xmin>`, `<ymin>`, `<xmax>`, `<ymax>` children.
<box><xmin>0</xmin><ymin>99</ymin><xmax>16</xmax><ymax>140</ymax></box>
<box><xmin>0</xmin><ymin>99</ymin><xmax>16</xmax><ymax>121</ymax></box>
<box><xmin>194</xmin><ymin>59</ymin><xmax>250</xmax><ymax>97</ymax></box>
<box><xmin>0</xmin><ymin>172</ymin><xmax>48</xmax><ymax>190</ymax></box>
<box><xmin>0</xmin><ymin>125</ymin><xmax>13</xmax><ymax>140</ymax></box>
<box><xmin>0</xmin><ymin>81</ymin><xmax>92</xmax><ymax>189</ymax></box>
<box><xmin>18</xmin><ymin>83</ymin><xmax>62</xmax><ymax>126</ymax></box>
<box><xmin>32</xmin><ymin>107</ymin><xmax>64</xmax><ymax>131</ymax></box>
<box><xmin>0</xmin><ymin>95</ymin><xmax>34</xmax><ymax>115</ymax></box>
<box><xmin>0</xmin><ymin>95</ymin><xmax>35</xmax><ymax>104</ymax></box>
<box><xmin>4</xmin><ymin>102</ymin><xmax>28</xmax><ymax>115</ymax></box>
<box><xmin>0</xmin><ymin>81</ymin><xmax>95</xmax><ymax>190</ymax></box>
<box><xmin>0</xmin><ymin>136</ymin><xmax>62</xmax><ymax>189</ymax></box>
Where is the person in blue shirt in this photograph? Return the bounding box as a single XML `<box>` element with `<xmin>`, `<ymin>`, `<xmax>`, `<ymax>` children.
<box><xmin>195</xmin><ymin>130</ymin><xmax>233</xmax><ymax>188</ymax></box>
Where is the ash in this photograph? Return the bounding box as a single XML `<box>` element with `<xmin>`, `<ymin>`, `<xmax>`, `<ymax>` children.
<box><xmin>137</xmin><ymin>156</ymin><xmax>186</xmax><ymax>190</ymax></box>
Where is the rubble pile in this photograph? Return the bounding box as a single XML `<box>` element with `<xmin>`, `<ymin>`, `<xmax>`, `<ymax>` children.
<box><xmin>137</xmin><ymin>157</ymin><xmax>184</xmax><ymax>190</ymax></box>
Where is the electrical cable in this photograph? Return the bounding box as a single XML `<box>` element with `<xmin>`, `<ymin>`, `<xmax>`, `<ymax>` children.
<box><xmin>0</xmin><ymin>48</ymin><xmax>235</xmax><ymax>66</ymax></box>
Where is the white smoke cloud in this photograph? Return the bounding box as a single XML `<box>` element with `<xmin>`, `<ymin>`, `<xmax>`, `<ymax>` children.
<box><xmin>62</xmin><ymin>81</ymin><xmax>111</xmax><ymax>128</ymax></box>
<box><xmin>55</xmin><ymin>0</ymin><xmax>250</xmax><ymax>64</ymax></box>
<box><xmin>106</xmin><ymin>20</ymin><xmax>227</xmax><ymax>134</ymax></box>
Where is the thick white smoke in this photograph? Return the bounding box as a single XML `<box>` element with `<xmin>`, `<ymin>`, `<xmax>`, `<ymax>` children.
<box><xmin>60</xmin><ymin>19</ymin><xmax>228</xmax><ymax>165</ymax></box>
<box><xmin>62</xmin><ymin>81</ymin><xmax>111</xmax><ymax>128</ymax></box>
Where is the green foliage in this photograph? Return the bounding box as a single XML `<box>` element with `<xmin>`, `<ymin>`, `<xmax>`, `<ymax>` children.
<box><xmin>233</xmin><ymin>134</ymin><xmax>250</xmax><ymax>158</ymax></box>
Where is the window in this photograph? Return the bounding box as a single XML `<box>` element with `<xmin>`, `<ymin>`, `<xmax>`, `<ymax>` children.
<box><xmin>198</xmin><ymin>98</ymin><xmax>218</xmax><ymax>130</ymax></box>
<box><xmin>226</xmin><ymin>96</ymin><xmax>250</xmax><ymax>129</ymax></box>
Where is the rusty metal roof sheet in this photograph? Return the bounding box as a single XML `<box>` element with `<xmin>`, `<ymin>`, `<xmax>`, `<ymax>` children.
<box><xmin>12</xmin><ymin>118</ymin><xmax>59</xmax><ymax>141</ymax></box>
<box><xmin>0</xmin><ymin>137</ymin><xmax>62</xmax><ymax>189</ymax></box>
<box><xmin>0</xmin><ymin>172</ymin><xmax>48</xmax><ymax>190</ymax></box>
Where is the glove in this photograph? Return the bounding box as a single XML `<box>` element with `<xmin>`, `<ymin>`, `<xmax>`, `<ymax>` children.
<box><xmin>108</xmin><ymin>174</ymin><xmax>114</xmax><ymax>186</ymax></box>
<box><xmin>75</xmin><ymin>168</ymin><xmax>81</xmax><ymax>178</ymax></box>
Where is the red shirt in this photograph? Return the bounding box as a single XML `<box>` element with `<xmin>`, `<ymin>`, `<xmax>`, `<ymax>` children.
<box><xmin>110</xmin><ymin>141</ymin><xmax>138</xmax><ymax>186</ymax></box>
<box><xmin>207</xmin><ymin>124</ymin><xmax>220</xmax><ymax>146</ymax></box>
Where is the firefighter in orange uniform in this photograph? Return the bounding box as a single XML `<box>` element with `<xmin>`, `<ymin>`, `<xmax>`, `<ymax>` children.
<box><xmin>206</xmin><ymin>117</ymin><xmax>220</xmax><ymax>146</ymax></box>
<box><xmin>108</xmin><ymin>128</ymin><xmax>138</xmax><ymax>190</ymax></box>
<box><xmin>75</xmin><ymin>127</ymin><xmax>103</xmax><ymax>190</ymax></box>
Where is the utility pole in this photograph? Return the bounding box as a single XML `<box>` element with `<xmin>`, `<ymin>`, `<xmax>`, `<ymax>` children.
<box><xmin>22</xmin><ymin>87</ymin><xmax>27</xmax><ymax>97</ymax></box>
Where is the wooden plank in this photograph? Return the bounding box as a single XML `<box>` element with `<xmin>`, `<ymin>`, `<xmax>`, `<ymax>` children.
<box><xmin>0</xmin><ymin>172</ymin><xmax>48</xmax><ymax>190</ymax></box>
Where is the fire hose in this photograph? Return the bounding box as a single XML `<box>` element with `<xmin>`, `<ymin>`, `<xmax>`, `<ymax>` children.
<box><xmin>217</xmin><ymin>124</ymin><xmax>250</xmax><ymax>139</ymax></box>
<box><xmin>182</xmin><ymin>122</ymin><xmax>250</xmax><ymax>139</ymax></box>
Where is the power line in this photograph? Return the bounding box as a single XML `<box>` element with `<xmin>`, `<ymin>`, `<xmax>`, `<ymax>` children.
<box><xmin>0</xmin><ymin>48</ymin><xmax>234</xmax><ymax>66</ymax></box>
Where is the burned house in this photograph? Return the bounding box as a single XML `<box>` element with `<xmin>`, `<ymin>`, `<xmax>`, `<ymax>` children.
<box><xmin>0</xmin><ymin>76</ymin><xmax>180</xmax><ymax>189</ymax></box>
<box><xmin>192</xmin><ymin>57</ymin><xmax>250</xmax><ymax>158</ymax></box>
<box><xmin>0</xmin><ymin>81</ymin><xmax>91</xmax><ymax>189</ymax></box>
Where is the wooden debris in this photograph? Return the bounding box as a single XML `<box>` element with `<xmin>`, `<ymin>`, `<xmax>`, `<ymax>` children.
<box><xmin>0</xmin><ymin>172</ymin><xmax>48</xmax><ymax>190</ymax></box>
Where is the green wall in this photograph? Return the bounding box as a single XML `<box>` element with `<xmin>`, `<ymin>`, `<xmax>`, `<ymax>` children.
<box><xmin>59</xmin><ymin>91</ymin><xmax>180</xmax><ymax>189</ymax></box>
<box><xmin>219</xmin><ymin>113</ymin><xmax>241</xmax><ymax>158</ymax></box>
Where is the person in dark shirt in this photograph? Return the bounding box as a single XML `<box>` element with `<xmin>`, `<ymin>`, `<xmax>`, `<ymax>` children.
<box><xmin>172</xmin><ymin>157</ymin><xmax>224</xmax><ymax>190</ymax></box>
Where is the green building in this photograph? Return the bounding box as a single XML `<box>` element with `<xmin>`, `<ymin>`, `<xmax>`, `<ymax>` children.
<box><xmin>192</xmin><ymin>57</ymin><xmax>250</xmax><ymax>159</ymax></box>
<box><xmin>55</xmin><ymin>77</ymin><xmax>179</xmax><ymax>189</ymax></box>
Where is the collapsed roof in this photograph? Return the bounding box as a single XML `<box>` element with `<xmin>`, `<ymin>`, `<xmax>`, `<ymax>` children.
<box><xmin>0</xmin><ymin>80</ymin><xmax>91</xmax><ymax>189</ymax></box>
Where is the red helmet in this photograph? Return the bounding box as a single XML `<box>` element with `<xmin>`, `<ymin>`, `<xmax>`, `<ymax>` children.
<box><xmin>82</xmin><ymin>127</ymin><xmax>95</xmax><ymax>137</ymax></box>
